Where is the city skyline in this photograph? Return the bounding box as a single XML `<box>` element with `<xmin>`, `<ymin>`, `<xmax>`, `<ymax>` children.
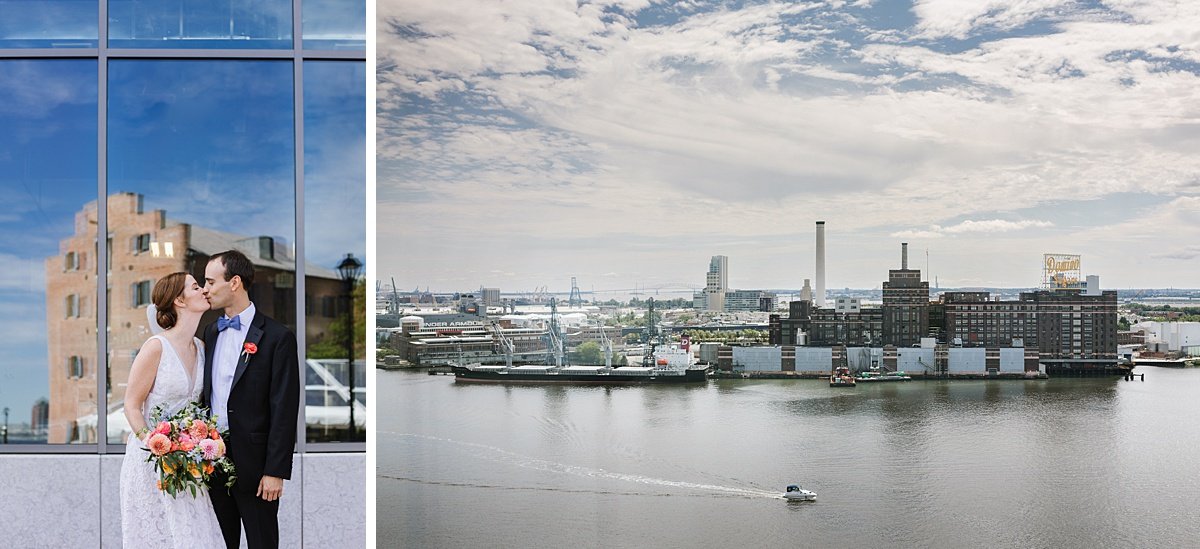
<box><xmin>378</xmin><ymin>0</ymin><xmax>1200</xmax><ymax>291</ymax></box>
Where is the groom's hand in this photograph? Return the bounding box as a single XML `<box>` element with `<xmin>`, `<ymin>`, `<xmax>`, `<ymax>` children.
<box><xmin>257</xmin><ymin>475</ymin><xmax>284</xmax><ymax>502</ymax></box>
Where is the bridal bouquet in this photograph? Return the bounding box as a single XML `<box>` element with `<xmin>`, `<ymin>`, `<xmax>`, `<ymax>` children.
<box><xmin>142</xmin><ymin>402</ymin><xmax>237</xmax><ymax>498</ymax></box>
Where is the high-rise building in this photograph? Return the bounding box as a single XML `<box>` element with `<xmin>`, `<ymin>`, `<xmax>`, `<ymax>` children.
<box><xmin>707</xmin><ymin>255</ymin><xmax>728</xmax><ymax>289</ymax></box>
<box><xmin>799</xmin><ymin>279</ymin><xmax>813</xmax><ymax>302</ymax></box>
<box><xmin>703</xmin><ymin>255</ymin><xmax>727</xmax><ymax>311</ymax></box>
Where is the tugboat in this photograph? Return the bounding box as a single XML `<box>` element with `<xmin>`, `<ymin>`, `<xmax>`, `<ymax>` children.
<box><xmin>829</xmin><ymin>365</ymin><xmax>856</xmax><ymax>387</ymax></box>
<box><xmin>783</xmin><ymin>484</ymin><xmax>817</xmax><ymax>501</ymax></box>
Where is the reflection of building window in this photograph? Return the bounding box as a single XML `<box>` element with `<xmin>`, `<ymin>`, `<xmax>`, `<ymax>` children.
<box><xmin>67</xmin><ymin>356</ymin><xmax>85</xmax><ymax>379</ymax></box>
<box><xmin>133</xmin><ymin>233</ymin><xmax>151</xmax><ymax>254</ymax></box>
<box><xmin>132</xmin><ymin>280</ymin><xmax>151</xmax><ymax>307</ymax></box>
<box><xmin>66</xmin><ymin>294</ymin><xmax>80</xmax><ymax>318</ymax></box>
<box><xmin>322</xmin><ymin>296</ymin><xmax>336</xmax><ymax>318</ymax></box>
<box><xmin>65</xmin><ymin>252</ymin><xmax>79</xmax><ymax>271</ymax></box>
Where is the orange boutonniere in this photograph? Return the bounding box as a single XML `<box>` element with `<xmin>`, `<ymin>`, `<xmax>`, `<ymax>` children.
<box><xmin>242</xmin><ymin>342</ymin><xmax>258</xmax><ymax>358</ymax></box>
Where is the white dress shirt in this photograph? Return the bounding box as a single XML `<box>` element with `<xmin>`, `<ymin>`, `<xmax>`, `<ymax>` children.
<box><xmin>211</xmin><ymin>302</ymin><xmax>255</xmax><ymax>431</ymax></box>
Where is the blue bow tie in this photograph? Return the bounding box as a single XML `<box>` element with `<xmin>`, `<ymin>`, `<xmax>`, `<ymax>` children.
<box><xmin>217</xmin><ymin>315</ymin><xmax>242</xmax><ymax>332</ymax></box>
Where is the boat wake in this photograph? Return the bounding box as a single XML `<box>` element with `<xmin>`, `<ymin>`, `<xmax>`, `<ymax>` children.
<box><xmin>380</xmin><ymin>431</ymin><xmax>779</xmax><ymax>500</ymax></box>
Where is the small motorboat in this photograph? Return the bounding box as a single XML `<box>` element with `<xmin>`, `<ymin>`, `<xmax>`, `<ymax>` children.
<box><xmin>784</xmin><ymin>484</ymin><xmax>816</xmax><ymax>501</ymax></box>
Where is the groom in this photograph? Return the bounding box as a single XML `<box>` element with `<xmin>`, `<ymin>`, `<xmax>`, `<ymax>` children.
<box><xmin>200</xmin><ymin>249</ymin><xmax>300</xmax><ymax>549</ymax></box>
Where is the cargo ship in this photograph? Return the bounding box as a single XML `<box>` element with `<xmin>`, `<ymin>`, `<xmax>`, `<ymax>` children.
<box><xmin>451</xmin><ymin>362</ymin><xmax>709</xmax><ymax>384</ymax></box>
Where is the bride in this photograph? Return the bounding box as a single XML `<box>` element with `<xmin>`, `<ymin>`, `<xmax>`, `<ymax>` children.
<box><xmin>120</xmin><ymin>272</ymin><xmax>226</xmax><ymax>547</ymax></box>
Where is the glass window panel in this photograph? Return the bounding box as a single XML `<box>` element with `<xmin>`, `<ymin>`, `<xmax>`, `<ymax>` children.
<box><xmin>302</xmin><ymin>0</ymin><xmax>364</xmax><ymax>50</ymax></box>
<box><xmin>105</xmin><ymin>59</ymin><xmax>295</xmax><ymax>444</ymax></box>
<box><xmin>0</xmin><ymin>60</ymin><xmax>98</xmax><ymax>444</ymax></box>
<box><xmin>107</xmin><ymin>0</ymin><xmax>291</xmax><ymax>49</ymax></box>
<box><xmin>0</xmin><ymin>0</ymin><xmax>98</xmax><ymax>48</ymax></box>
<box><xmin>302</xmin><ymin>60</ymin><xmax>364</xmax><ymax>443</ymax></box>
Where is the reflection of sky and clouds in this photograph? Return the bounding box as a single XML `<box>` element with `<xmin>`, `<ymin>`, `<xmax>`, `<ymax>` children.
<box><xmin>0</xmin><ymin>60</ymin><xmax>97</xmax><ymax>419</ymax></box>
<box><xmin>302</xmin><ymin>0</ymin><xmax>366</xmax><ymax>50</ymax></box>
<box><xmin>304</xmin><ymin>61</ymin><xmax>365</xmax><ymax>268</ymax></box>
<box><xmin>0</xmin><ymin>0</ymin><xmax>97</xmax><ymax>48</ymax></box>
<box><xmin>108</xmin><ymin>0</ymin><xmax>292</xmax><ymax>49</ymax></box>
<box><xmin>108</xmin><ymin>60</ymin><xmax>295</xmax><ymax>238</ymax></box>
<box><xmin>2</xmin><ymin>1</ymin><xmax>364</xmax><ymax>440</ymax></box>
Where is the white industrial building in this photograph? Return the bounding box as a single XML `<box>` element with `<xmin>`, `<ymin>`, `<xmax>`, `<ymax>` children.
<box><xmin>1134</xmin><ymin>321</ymin><xmax>1200</xmax><ymax>355</ymax></box>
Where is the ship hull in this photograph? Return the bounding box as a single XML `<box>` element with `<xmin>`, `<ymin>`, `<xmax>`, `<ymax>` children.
<box><xmin>451</xmin><ymin>366</ymin><xmax>708</xmax><ymax>384</ymax></box>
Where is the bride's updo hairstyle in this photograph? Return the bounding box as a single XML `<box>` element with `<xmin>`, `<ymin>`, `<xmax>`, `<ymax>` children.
<box><xmin>151</xmin><ymin>272</ymin><xmax>190</xmax><ymax>330</ymax></box>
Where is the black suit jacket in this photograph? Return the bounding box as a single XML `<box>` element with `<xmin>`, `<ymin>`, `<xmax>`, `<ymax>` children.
<box><xmin>200</xmin><ymin>310</ymin><xmax>300</xmax><ymax>492</ymax></box>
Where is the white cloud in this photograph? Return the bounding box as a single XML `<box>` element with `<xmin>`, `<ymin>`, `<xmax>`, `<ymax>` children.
<box><xmin>0</xmin><ymin>254</ymin><xmax>47</xmax><ymax>292</ymax></box>
<box><xmin>911</xmin><ymin>0</ymin><xmax>1075</xmax><ymax>40</ymax></box>
<box><xmin>378</xmin><ymin>0</ymin><xmax>1200</xmax><ymax>288</ymax></box>
<box><xmin>892</xmin><ymin>219</ymin><xmax>1054</xmax><ymax>238</ymax></box>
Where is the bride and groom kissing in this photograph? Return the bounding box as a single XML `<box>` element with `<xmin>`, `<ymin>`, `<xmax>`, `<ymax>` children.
<box><xmin>119</xmin><ymin>250</ymin><xmax>300</xmax><ymax>548</ymax></box>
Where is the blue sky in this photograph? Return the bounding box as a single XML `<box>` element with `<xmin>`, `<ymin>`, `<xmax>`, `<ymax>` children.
<box><xmin>378</xmin><ymin>0</ymin><xmax>1200</xmax><ymax>294</ymax></box>
<box><xmin>0</xmin><ymin>60</ymin><xmax>96</xmax><ymax>424</ymax></box>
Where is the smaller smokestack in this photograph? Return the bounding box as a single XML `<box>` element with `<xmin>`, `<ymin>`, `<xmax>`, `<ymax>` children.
<box><xmin>901</xmin><ymin>242</ymin><xmax>908</xmax><ymax>270</ymax></box>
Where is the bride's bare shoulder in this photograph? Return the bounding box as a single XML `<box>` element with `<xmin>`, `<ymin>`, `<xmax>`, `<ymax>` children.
<box><xmin>137</xmin><ymin>336</ymin><xmax>165</xmax><ymax>356</ymax></box>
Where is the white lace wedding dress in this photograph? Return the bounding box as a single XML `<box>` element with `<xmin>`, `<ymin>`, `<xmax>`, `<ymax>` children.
<box><xmin>120</xmin><ymin>335</ymin><xmax>226</xmax><ymax>548</ymax></box>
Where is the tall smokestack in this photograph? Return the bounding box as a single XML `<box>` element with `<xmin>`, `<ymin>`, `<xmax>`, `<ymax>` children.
<box><xmin>815</xmin><ymin>221</ymin><xmax>826</xmax><ymax>308</ymax></box>
<box><xmin>902</xmin><ymin>242</ymin><xmax>908</xmax><ymax>270</ymax></box>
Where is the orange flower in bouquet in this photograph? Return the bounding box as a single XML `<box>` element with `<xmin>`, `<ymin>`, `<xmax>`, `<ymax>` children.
<box><xmin>143</xmin><ymin>402</ymin><xmax>237</xmax><ymax>498</ymax></box>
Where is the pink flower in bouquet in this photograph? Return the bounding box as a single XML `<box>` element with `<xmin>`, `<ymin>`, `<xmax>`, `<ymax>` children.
<box><xmin>180</xmin><ymin>439</ymin><xmax>196</xmax><ymax>453</ymax></box>
<box><xmin>147</xmin><ymin>433</ymin><xmax>172</xmax><ymax>456</ymax></box>
<box><xmin>215</xmin><ymin>439</ymin><xmax>226</xmax><ymax>458</ymax></box>
<box><xmin>188</xmin><ymin>419</ymin><xmax>209</xmax><ymax>439</ymax></box>
<box><xmin>198</xmin><ymin>438</ymin><xmax>220</xmax><ymax>460</ymax></box>
<box><xmin>154</xmin><ymin>421</ymin><xmax>171</xmax><ymax>435</ymax></box>
<box><xmin>210</xmin><ymin>430</ymin><xmax>221</xmax><ymax>440</ymax></box>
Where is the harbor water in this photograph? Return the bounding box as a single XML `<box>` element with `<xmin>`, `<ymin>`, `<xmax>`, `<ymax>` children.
<box><xmin>378</xmin><ymin>368</ymin><xmax>1200</xmax><ymax>548</ymax></box>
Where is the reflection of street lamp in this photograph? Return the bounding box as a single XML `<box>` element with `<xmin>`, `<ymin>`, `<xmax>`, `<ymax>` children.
<box><xmin>336</xmin><ymin>253</ymin><xmax>363</xmax><ymax>440</ymax></box>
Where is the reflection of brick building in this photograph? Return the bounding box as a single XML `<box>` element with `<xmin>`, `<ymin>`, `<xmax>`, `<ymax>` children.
<box><xmin>46</xmin><ymin>193</ymin><xmax>344</xmax><ymax>443</ymax></box>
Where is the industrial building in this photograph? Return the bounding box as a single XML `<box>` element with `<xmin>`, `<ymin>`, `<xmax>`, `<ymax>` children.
<box><xmin>1134</xmin><ymin>321</ymin><xmax>1200</xmax><ymax>355</ymax></box>
<box><xmin>882</xmin><ymin>243</ymin><xmax>930</xmax><ymax>347</ymax></box>
<box><xmin>768</xmin><ymin>231</ymin><xmax>1119</xmax><ymax>376</ymax></box>
<box><xmin>714</xmin><ymin>344</ymin><xmax>1039</xmax><ymax>377</ymax></box>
